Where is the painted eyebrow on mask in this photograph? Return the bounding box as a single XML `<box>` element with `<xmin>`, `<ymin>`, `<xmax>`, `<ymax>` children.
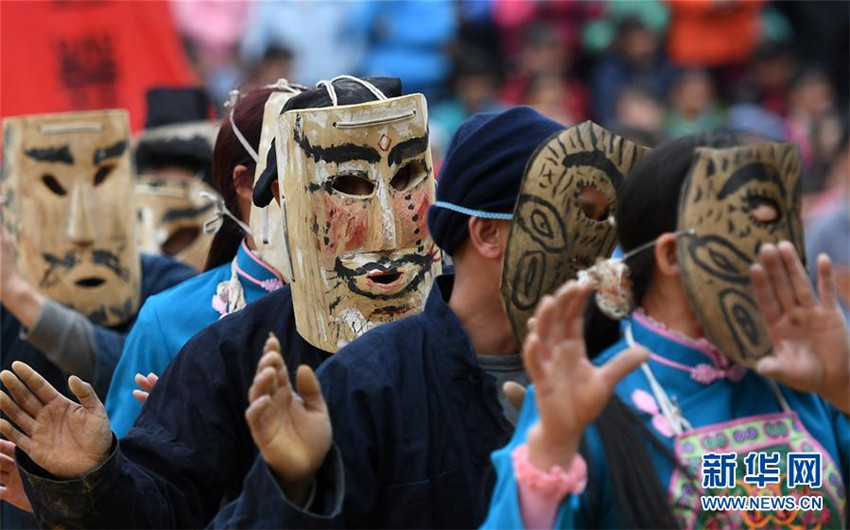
<box><xmin>24</xmin><ymin>145</ymin><xmax>74</xmax><ymax>164</ymax></box>
<box><xmin>294</xmin><ymin>128</ymin><xmax>380</xmax><ymax>164</ymax></box>
<box><xmin>93</xmin><ymin>140</ymin><xmax>128</xmax><ymax>165</ymax></box>
<box><xmin>388</xmin><ymin>134</ymin><xmax>429</xmax><ymax>167</ymax></box>
<box><xmin>718</xmin><ymin>162</ymin><xmax>786</xmax><ymax>200</ymax></box>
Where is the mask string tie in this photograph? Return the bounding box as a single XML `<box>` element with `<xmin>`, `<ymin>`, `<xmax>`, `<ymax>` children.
<box><xmin>317</xmin><ymin>75</ymin><xmax>388</xmax><ymax>108</ymax></box>
<box><xmin>201</xmin><ymin>191</ymin><xmax>253</xmax><ymax>235</ymax></box>
<box><xmin>224</xmin><ymin>90</ymin><xmax>259</xmax><ymax>163</ymax></box>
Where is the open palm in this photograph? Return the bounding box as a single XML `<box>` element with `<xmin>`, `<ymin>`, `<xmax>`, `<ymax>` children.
<box><xmin>246</xmin><ymin>334</ymin><xmax>332</xmax><ymax>498</ymax></box>
<box><xmin>752</xmin><ymin>243</ymin><xmax>850</xmax><ymax>413</ymax></box>
<box><xmin>0</xmin><ymin>362</ymin><xmax>111</xmax><ymax>479</ymax></box>
<box><xmin>524</xmin><ymin>281</ymin><xmax>648</xmax><ymax>470</ymax></box>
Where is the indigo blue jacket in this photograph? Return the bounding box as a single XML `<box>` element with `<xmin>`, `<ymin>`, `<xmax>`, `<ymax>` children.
<box><xmin>18</xmin><ymin>285</ymin><xmax>331</xmax><ymax>529</ymax></box>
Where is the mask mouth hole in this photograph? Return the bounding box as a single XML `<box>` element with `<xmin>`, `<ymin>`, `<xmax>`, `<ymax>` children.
<box><xmin>367</xmin><ymin>270</ymin><xmax>402</xmax><ymax>285</ymax></box>
<box><xmin>76</xmin><ymin>277</ymin><xmax>105</xmax><ymax>288</ymax></box>
<box><xmin>161</xmin><ymin>226</ymin><xmax>201</xmax><ymax>256</ymax></box>
<box><xmin>331</xmin><ymin>172</ymin><xmax>375</xmax><ymax>196</ymax></box>
<box><xmin>577</xmin><ymin>185</ymin><xmax>610</xmax><ymax>221</ymax></box>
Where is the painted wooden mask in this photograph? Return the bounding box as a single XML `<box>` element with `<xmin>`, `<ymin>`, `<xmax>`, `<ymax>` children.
<box><xmin>277</xmin><ymin>93</ymin><xmax>440</xmax><ymax>351</ymax></box>
<box><xmin>134</xmin><ymin>121</ymin><xmax>219</xmax><ymax>271</ymax></box>
<box><xmin>2</xmin><ymin>110</ymin><xmax>141</xmax><ymax>326</ymax></box>
<box><xmin>250</xmin><ymin>87</ymin><xmax>304</xmax><ymax>282</ymax></box>
<box><xmin>677</xmin><ymin>143</ymin><xmax>804</xmax><ymax>367</ymax></box>
<box><xmin>501</xmin><ymin>121</ymin><xmax>649</xmax><ymax>343</ymax></box>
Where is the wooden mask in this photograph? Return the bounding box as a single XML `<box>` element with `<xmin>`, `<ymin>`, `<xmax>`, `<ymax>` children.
<box><xmin>135</xmin><ymin>121</ymin><xmax>220</xmax><ymax>271</ymax></box>
<box><xmin>501</xmin><ymin>121</ymin><xmax>649</xmax><ymax>343</ymax></box>
<box><xmin>277</xmin><ymin>94</ymin><xmax>440</xmax><ymax>351</ymax></box>
<box><xmin>677</xmin><ymin>143</ymin><xmax>804</xmax><ymax>367</ymax></box>
<box><xmin>250</xmin><ymin>88</ymin><xmax>303</xmax><ymax>282</ymax></box>
<box><xmin>2</xmin><ymin>110</ymin><xmax>141</xmax><ymax>326</ymax></box>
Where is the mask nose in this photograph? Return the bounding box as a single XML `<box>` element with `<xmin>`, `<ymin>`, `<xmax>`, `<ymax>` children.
<box><xmin>67</xmin><ymin>184</ymin><xmax>95</xmax><ymax>246</ymax></box>
<box><xmin>375</xmin><ymin>183</ymin><xmax>398</xmax><ymax>250</ymax></box>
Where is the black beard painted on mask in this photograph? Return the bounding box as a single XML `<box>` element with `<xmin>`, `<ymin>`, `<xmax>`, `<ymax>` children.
<box><xmin>40</xmin><ymin>248</ymin><xmax>130</xmax><ymax>287</ymax></box>
<box><xmin>330</xmin><ymin>251</ymin><xmax>435</xmax><ymax>307</ymax></box>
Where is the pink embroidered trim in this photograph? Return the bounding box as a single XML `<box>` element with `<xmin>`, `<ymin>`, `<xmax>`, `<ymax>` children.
<box><xmin>241</xmin><ymin>239</ymin><xmax>284</xmax><ymax>281</ymax></box>
<box><xmin>634</xmin><ymin>309</ymin><xmax>746</xmax><ymax>384</ymax></box>
<box><xmin>234</xmin><ymin>242</ymin><xmax>284</xmax><ymax>293</ymax></box>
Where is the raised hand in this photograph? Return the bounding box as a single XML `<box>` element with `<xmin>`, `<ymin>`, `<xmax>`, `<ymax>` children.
<box><xmin>524</xmin><ymin>281</ymin><xmax>648</xmax><ymax>471</ymax></box>
<box><xmin>246</xmin><ymin>334</ymin><xmax>332</xmax><ymax>504</ymax></box>
<box><xmin>0</xmin><ymin>362</ymin><xmax>111</xmax><ymax>479</ymax></box>
<box><xmin>132</xmin><ymin>372</ymin><xmax>159</xmax><ymax>404</ymax></box>
<box><xmin>751</xmin><ymin>242</ymin><xmax>850</xmax><ymax>414</ymax></box>
<box><xmin>0</xmin><ymin>439</ymin><xmax>32</xmax><ymax>513</ymax></box>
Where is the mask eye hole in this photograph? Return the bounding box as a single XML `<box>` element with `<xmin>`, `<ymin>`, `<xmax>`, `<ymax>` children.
<box><xmin>748</xmin><ymin>196</ymin><xmax>781</xmax><ymax>224</ymax></box>
<box><xmin>42</xmin><ymin>174</ymin><xmax>67</xmax><ymax>196</ymax></box>
<box><xmin>390</xmin><ymin>160</ymin><xmax>427</xmax><ymax>192</ymax></box>
<box><xmin>330</xmin><ymin>172</ymin><xmax>375</xmax><ymax>196</ymax></box>
<box><xmin>94</xmin><ymin>164</ymin><xmax>115</xmax><ymax>186</ymax></box>
<box><xmin>161</xmin><ymin>226</ymin><xmax>200</xmax><ymax>256</ymax></box>
<box><xmin>577</xmin><ymin>186</ymin><xmax>610</xmax><ymax>221</ymax></box>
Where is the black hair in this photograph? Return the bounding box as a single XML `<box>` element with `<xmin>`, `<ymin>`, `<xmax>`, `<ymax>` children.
<box><xmin>580</xmin><ymin>131</ymin><xmax>751</xmax><ymax>528</ymax></box>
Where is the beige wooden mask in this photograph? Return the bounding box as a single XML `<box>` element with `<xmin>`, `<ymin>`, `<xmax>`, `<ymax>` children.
<box><xmin>278</xmin><ymin>93</ymin><xmax>441</xmax><ymax>351</ymax></box>
<box><xmin>501</xmin><ymin>121</ymin><xmax>649</xmax><ymax>343</ymax></box>
<box><xmin>1</xmin><ymin>110</ymin><xmax>141</xmax><ymax>326</ymax></box>
<box><xmin>677</xmin><ymin>143</ymin><xmax>804</xmax><ymax>367</ymax></box>
<box><xmin>135</xmin><ymin>121</ymin><xmax>220</xmax><ymax>271</ymax></box>
<box><xmin>250</xmin><ymin>85</ymin><xmax>305</xmax><ymax>281</ymax></box>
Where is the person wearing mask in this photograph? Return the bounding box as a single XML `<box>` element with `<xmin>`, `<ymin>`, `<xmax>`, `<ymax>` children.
<box><xmin>208</xmin><ymin>115</ymin><xmax>650</xmax><ymax>527</ymax></box>
<box><xmin>104</xmin><ymin>83</ymin><xmax>301</xmax><ymax>438</ymax></box>
<box><xmin>0</xmin><ymin>76</ymin><xmax>441</xmax><ymax>529</ymax></box>
<box><xmin>483</xmin><ymin>132</ymin><xmax>848</xmax><ymax>528</ymax></box>
<box><xmin>0</xmin><ymin>109</ymin><xmax>196</xmax><ymax>526</ymax></box>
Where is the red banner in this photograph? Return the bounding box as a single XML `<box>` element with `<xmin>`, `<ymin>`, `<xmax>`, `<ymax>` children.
<box><xmin>1</xmin><ymin>0</ymin><xmax>197</xmax><ymax>131</ymax></box>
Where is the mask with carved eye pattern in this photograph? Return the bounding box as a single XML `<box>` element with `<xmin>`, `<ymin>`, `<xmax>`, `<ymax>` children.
<box><xmin>500</xmin><ymin>121</ymin><xmax>650</xmax><ymax>343</ymax></box>
<box><xmin>676</xmin><ymin>143</ymin><xmax>804</xmax><ymax>367</ymax></box>
<box><xmin>1</xmin><ymin>110</ymin><xmax>140</xmax><ymax>326</ymax></box>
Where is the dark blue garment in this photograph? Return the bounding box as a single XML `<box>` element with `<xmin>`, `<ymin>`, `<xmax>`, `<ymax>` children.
<box><xmin>1</xmin><ymin>254</ymin><xmax>195</xmax><ymax>400</ymax></box>
<box><xmin>18</xmin><ymin>285</ymin><xmax>331</xmax><ymax>529</ymax></box>
<box><xmin>213</xmin><ymin>274</ymin><xmax>515</xmax><ymax>528</ymax></box>
<box><xmin>0</xmin><ymin>254</ymin><xmax>194</xmax><ymax>530</ymax></box>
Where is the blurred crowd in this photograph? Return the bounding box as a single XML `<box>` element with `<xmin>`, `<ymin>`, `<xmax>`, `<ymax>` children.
<box><xmin>174</xmin><ymin>0</ymin><xmax>848</xmax><ymax>228</ymax></box>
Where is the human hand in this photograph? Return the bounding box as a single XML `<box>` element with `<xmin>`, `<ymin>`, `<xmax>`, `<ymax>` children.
<box><xmin>0</xmin><ymin>362</ymin><xmax>112</xmax><ymax>479</ymax></box>
<box><xmin>752</xmin><ymin>242</ymin><xmax>850</xmax><ymax>414</ymax></box>
<box><xmin>525</xmin><ymin>281</ymin><xmax>648</xmax><ymax>471</ymax></box>
<box><xmin>132</xmin><ymin>373</ymin><xmax>159</xmax><ymax>404</ymax></box>
<box><xmin>246</xmin><ymin>334</ymin><xmax>332</xmax><ymax>505</ymax></box>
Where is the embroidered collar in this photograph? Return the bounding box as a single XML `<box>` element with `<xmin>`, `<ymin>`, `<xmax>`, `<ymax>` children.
<box><xmin>632</xmin><ymin>309</ymin><xmax>746</xmax><ymax>385</ymax></box>
<box><xmin>235</xmin><ymin>239</ymin><xmax>284</xmax><ymax>293</ymax></box>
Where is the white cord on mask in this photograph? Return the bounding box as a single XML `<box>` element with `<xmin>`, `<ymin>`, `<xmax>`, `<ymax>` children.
<box><xmin>201</xmin><ymin>191</ymin><xmax>253</xmax><ymax>235</ymax></box>
<box><xmin>225</xmin><ymin>90</ymin><xmax>260</xmax><ymax>163</ymax></box>
<box><xmin>316</xmin><ymin>75</ymin><xmax>388</xmax><ymax>108</ymax></box>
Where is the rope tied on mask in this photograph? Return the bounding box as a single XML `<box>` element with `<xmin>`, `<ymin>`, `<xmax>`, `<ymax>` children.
<box><xmin>315</xmin><ymin>76</ymin><xmax>415</xmax><ymax>128</ymax></box>
<box><xmin>225</xmin><ymin>79</ymin><xmax>308</xmax><ymax>165</ymax></box>
<box><xmin>578</xmin><ymin>229</ymin><xmax>696</xmax><ymax>319</ymax></box>
<box><xmin>201</xmin><ymin>191</ymin><xmax>253</xmax><ymax>236</ymax></box>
